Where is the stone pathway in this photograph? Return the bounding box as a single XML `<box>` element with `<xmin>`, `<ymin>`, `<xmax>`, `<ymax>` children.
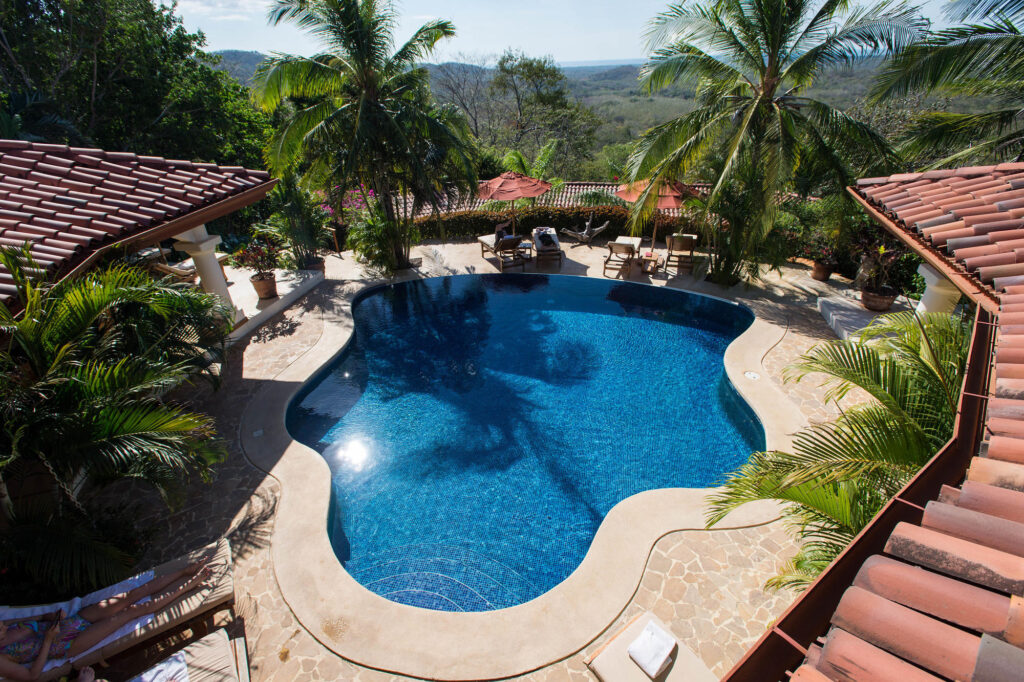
<box><xmin>132</xmin><ymin>244</ymin><xmax>857</xmax><ymax>681</ymax></box>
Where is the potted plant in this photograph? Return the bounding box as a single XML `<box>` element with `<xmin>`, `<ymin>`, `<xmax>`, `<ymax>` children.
<box><xmin>797</xmin><ymin>223</ymin><xmax>838</xmax><ymax>282</ymax></box>
<box><xmin>254</xmin><ymin>174</ymin><xmax>335</xmax><ymax>273</ymax></box>
<box><xmin>858</xmin><ymin>244</ymin><xmax>901</xmax><ymax>311</ymax></box>
<box><xmin>234</xmin><ymin>241</ymin><xmax>282</xmax><ymax>299</ymax></box>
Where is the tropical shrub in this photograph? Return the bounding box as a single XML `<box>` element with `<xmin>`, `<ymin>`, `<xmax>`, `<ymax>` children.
<box><xmin>415</xmin><ymin>205</ymin><xmax>686</xmax><ymax>241</ymax></box>
<box><xmin>707</xmin><ymin>311</ymin><xmax>971</xmax><ymax>590</ymax></box>
<box><xmin>346</xmin><ymin>201</ymin><xmax>405</xmax><ymax>276</ymax></box>
<box><xmin>0</xmin><ymin>247</ymin><xmax>230</xmax><ymax>600</ymax></box>
<box><xmin>253</xmin><ymin>173</ymin><xmax>335</xmax><ymax>268</ymax></box>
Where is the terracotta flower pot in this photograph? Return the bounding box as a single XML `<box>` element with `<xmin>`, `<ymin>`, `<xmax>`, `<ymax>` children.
<box><xmin>250</xmin><ymin>273</ymin><xmax>278</xmax><ymax>299</ymax></box>
<box><xmin>305</xmin><ymin>257</ymin><xmax>326</xmax><ymax>274</ymax></box>
<box><xmin>861</xmin><ymin>287</ymin><xmax>897</xmax><ymax>312</ymax></box>
<box><xmin>811</xmin><ymin>261</ymin><xmax>834</xmax><ymax>282</ymax></box>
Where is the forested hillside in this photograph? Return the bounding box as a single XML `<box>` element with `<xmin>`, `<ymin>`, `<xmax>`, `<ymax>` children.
<box><xmin>211</xmin><ymin>49</ymin><xmax>989</xmax><ymax>182</ymax></box>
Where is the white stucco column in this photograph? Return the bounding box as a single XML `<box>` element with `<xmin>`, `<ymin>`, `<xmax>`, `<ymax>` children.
<box><xmin>916</xmin><ymin>262</ymin><xmax>962</xmax><ymax>315</ymax></box>
<box><xmin>174</xmin><ymin>225</ymin><xmax>244</xmax><ymax>324</ymax></box>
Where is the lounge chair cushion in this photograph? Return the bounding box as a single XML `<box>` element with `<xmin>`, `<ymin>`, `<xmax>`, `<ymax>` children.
<box><xmin>585</xmin><ymin>613</ymin><xmax>715</xmax><ymax>682</ymax></box>
<box><xmin>181</xmin><ymin>629</ymin><xmax>242</xmax><ymax>682</ymax></box>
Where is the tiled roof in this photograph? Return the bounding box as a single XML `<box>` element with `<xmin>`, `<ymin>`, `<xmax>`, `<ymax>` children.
<box><xmin>412</xmin><ymin>181</ymin><xmax>704</xmax><ymax>218</ymax></box>
<box><xmin>731</xmin><ymin>168</ymin><xmax>1024</xmax><ymax>681</ymax></box>
<box><xmin>0</xmin><ymin>139</ymin><xmax>274</xmax><ymax>306</ymax></box>
<box><xmin>851</xmin><ymin>164</ymin><xmax>1024</xmax><ymax>311</ymax></box>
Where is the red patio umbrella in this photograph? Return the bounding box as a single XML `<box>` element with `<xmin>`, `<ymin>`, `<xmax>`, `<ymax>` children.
<box><xmin>478</xmin><ymin>172</ymin><xmax>552</xmax><ymax>233</ymax></box>
<box><xmin>615</xmin><ymin>179</ymin><xmax>699</xmax><ymax>250</ymax></box>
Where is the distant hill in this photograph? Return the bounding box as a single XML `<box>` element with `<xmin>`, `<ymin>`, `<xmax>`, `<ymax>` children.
<box><xmin>211</xmin><ymin>50</ymin><xmax>266</xmax><ymax>85</ymax></box>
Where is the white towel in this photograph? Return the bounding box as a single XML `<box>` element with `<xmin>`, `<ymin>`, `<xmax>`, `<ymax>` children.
<box><xmin>130</xmin><ymin>650</ymin><xmax>189</xmax><ymax>682</ymax></box>
<box><xmin>0</xmin><ymin>570</ymin><xmax>155</xmax><ymax>671</ymax></box>
<box><xmin>627</xmin><ymin>619</ymin><xmax>677</xmax><ymax>679</ymax></box>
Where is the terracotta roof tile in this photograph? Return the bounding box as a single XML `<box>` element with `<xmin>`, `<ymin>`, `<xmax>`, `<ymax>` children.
<box><xmin>0</xmin><ymin>139</ymin><xmax>275</xmax><ymax>308</ymax></box>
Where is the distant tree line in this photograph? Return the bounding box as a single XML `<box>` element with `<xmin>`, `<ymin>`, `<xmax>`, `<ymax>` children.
<box><xmin>0</xmin><ymin>0</ymin><xmax>270</xmax><ymax>168</ymax></box>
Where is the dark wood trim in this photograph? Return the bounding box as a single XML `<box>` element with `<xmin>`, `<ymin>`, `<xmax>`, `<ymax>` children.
<box><xmin>846</xmin><ymin>187</ymin><xmax>1000</xmax><ymax>315</ymax></box>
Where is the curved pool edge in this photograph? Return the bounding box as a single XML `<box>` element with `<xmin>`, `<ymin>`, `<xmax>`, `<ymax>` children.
<box><xmin>240</xmin><ymin>275</ymin><xmax>806</xmax><ymax>680</ymax></box>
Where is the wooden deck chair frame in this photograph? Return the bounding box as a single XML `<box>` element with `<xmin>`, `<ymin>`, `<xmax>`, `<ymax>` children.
<box><xmin>603</xmin><ymin>241</ymin><xmax>636</xmax><ymax>278</ymax></box>
<box><xmin>665</xmin><ymin>234</ymin><xmax>697</xmax><ymax>275</ymax></box>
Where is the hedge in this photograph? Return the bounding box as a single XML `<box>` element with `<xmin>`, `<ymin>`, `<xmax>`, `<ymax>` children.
<box><xmin>414</xmin><ymin>206</ymin><xmax>690</xmax><ymax>242</ymax></box>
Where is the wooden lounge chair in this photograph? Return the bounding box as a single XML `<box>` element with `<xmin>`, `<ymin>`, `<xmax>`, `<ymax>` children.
<box><xmin>560</xmin><ymin>219</ymin><xmax>609</xmax><ymax>247</ymax></box>
<box><xmin>665</xmin><ymin>234</ymin><xmax>697</xmax><ymax>275</ymax></box>
<box><xmin>477</xmin><ymin>221</ymin><xmax>514</xmax><ymax>258</ymax></box>
<box><xmin>494</xmin><ymin>234</ymin><xmax>528</xmax><ymax>272</ymax></box>
<box><xmin>129</xmin><ymin>628</ymin><xmax>249</xmax><ymax>682</ymax></box>
<box><xmin>604</xmin><ymin>240</ymin><xmax>636</xmax><ymax>278</ymax></box>
<box><xmin>532</xmin><ymin>227</ymin><xmax>564</xmax><ymax>269</ymax></box>
<box><xmin>3</xmin><ymin>539</ymin><xmax>235</xmax><ymax>681</ymax></box>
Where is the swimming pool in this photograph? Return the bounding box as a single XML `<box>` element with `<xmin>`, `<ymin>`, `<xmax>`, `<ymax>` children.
<box><xmin>286</xmin><ymin>274</ymin><xmax>763</xmax><ymax>612</ymax></box>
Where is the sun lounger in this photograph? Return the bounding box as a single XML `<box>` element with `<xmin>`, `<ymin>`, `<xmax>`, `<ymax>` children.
<box><xmin>0</xmin><ymin>539</ymin><xmax>234</xmax><ymax>681</ymax></box>
<box><xmin>665</xmin><ymin>234</ymin><xmax>697</xmax><ymax>275</ymax></box>
<box><xmin>604</xmin><ymin>239</ymin><xmax>638</xmax><ymax>278</ymax></box>
<box><xmin>532</xmin><ymin>227</ymin><xmax>564</xmax><ymax>269</ymax></box>
<box><xmin>129</xmin><ymin>628</ymin><xmax>248</xmax><ymax>682</ymax></box>
<box><xmin>584</xmin><ymin>613</ymin><xmax>715</xmax><ymax>682</ymax></box>
<box><xmin>479</xmin><ymin>234</ymin><xmax>529</xmax><ymax>271</ymax></box>
<box><xmin>560</xmin><ymin>220</ymin><xmax>609</xmax><ymax>247</ymax></box>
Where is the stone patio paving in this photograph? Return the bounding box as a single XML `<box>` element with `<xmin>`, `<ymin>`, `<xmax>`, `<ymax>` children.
<box><xmin>136</xmin><ymin>240</ymin><xmax>865</xmax><ymax>681</ymax></box>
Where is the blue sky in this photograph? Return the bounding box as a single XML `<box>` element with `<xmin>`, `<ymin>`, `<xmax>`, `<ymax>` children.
<box><xmin>174</xmin><ymin>0</ymin><xmax>952</xmax><ymax>63</ymax></box>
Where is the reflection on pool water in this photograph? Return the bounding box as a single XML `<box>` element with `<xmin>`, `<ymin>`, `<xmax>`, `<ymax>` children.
<box><xmin>287</xmin><ymin>274</ymin><xmax>764</xmax><ymax>612</ymax></box>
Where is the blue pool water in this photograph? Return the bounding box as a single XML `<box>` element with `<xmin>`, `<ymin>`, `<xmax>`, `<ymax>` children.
<box><xmin>287</xmin><ymin>274</ymin><xmax>763</xmax><ymax>612</ymax></box>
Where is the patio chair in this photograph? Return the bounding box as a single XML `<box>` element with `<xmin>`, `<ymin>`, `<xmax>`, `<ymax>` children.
<box><xmin>477</xmin><ymin>222</ymin><xmax>515</xmax><ymax>258</ymax></box>
<box><xmin>584</xmin><ymin>613</ymin><xmax>714</xmax><ymax>682</ymax></box>
<box><xmin>560</xmin><ymin>220</ymin><xmax>609</xmax><ymax>247</ymax></box>
<box><xmin>493</xmin><ymin>234</ymin><xmax>528</xmax><ymax>272</ymax></box>
<box><xmin>0</xmin><ymin>539</ymin><xmax>234</xmax><ymax>681</ymax></box>
<box><xmin>603</xmin><ymin>240</ymin><xmax>636</xmax><ymax>278</ymax></box>
<box><xmin>665</xmin><ymin>234</ymin><xmax>697</xmax><ymax>275</ymax></box>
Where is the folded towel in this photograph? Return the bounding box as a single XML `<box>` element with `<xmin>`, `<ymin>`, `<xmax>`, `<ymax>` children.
<box><xmin>627</xmin><ymin>619</ymin><xmax>677</xmax><ymax>679</ymax></box>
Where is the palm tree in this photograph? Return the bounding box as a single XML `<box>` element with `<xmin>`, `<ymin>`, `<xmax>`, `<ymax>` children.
<box><xmin>873</xmin><ymin>0</ymin><xmax>1024</xmax><ymax>165</ymax></box>
<box><xmin>707</xmin><ymin>311</ymin><xmax>971</xmax><ymax>590</ymax></box>
<box><xmin>629</xmin><ymin>0</ymin><xmax>923</xmax><ymax>282</ymax></box>
<box><xmin>252</xmin><ymin>0</ymin><xmax>477</xmax><ymax>268</ymax></box>
<box><xmin>0</xmin><ymin>247</ymin><xmax>230</xmax><ymax>597</ymax></box>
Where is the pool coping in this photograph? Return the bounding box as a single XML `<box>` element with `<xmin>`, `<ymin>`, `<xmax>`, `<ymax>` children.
<box><xmin>240</xmin><ymin>274</ymin><xmax>808</xmax><ymax>680</ymax></box>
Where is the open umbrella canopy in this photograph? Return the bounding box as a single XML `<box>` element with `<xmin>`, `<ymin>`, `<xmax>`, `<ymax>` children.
<box><xmin>478</xmin><ymin>172</ymin><xmax>552</xmax><ymax>201</ymax></box>
<box><xmin>615</xmin><ymin>179</ymin><xmax>698</xmax><ymax>210</ymax></box>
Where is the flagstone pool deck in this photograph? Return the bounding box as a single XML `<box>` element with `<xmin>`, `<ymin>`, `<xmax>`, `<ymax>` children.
<box><xmin>141</xmin><ymin>240</ymin><xmax>878</xmax><ymax>680</ymax></box>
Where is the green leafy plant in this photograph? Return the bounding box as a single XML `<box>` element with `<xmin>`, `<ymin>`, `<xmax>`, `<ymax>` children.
<box><xmin>254</xmin><ymin>173</ymin><xmax>334</xmax><ymax>269</ymax></box>
<box><xmin>233</xmin><ymin>242</ymin><xmax>282</xmax><ymax>279</ymax></box>
<box><xmin>0</xmin><ymin>246</ymin><xmax>230</xmax><ymax>600</ymax></box>
<box><xmin>346</xmin><ymin>200</ymin><xmax>402</xmax><ymax>276</ymax></box>
<box><xmin>707</xmin><ymin>311</ymin><xmax>971</xmax><ymax>590</ymax></box>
